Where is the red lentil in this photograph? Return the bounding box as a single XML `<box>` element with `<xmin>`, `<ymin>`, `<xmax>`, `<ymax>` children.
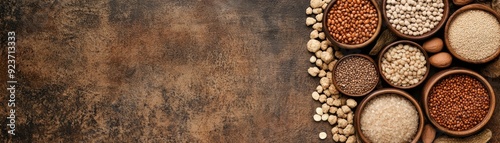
<box><xmin>429</xmin><ymin>74</ymin><xmax>490</xmax><ymax>131</ymax></box>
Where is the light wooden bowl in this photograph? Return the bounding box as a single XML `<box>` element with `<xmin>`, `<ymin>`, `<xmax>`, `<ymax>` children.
<box><xmin>378</xmin><ymin>40</ymin><xmax>430</xmax><ymax>89</ymax></box>
<box><xmin>355</xmin><ymin>88</ymin><xmax>424</xmax><ymax>143</ymax></box>
<box><xmin>382</xmin><ymin>0</ymin><xmax>449</xmax><ymax>40</ymax></box>
<box><xmin>444</xmin><ymin>4</ymin><xmax>500</xmax><ymax>64</ymax></box>
<box><xmin>322</xmin><ymin>0</ymin><xmax>382</xmax><ymax>49</ymax></box>
<box><xmin>422</xmin><ymin>68</ymin><xmax>496</xmax><ymax>137</ymax></box>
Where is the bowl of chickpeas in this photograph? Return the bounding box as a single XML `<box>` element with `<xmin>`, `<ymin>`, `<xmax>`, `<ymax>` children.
<box><xmin>322</xmin><ymin>0</ymin><xmax>383</xmax><ymax>49</ymax></box>
<box><xmin>382</xmin><ymin>0</ymin><xmax>449</xmax><ymax>40</ymax></box>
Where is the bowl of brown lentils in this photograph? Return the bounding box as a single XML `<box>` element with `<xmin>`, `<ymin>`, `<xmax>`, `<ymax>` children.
<box><xmin>378</xmin><ymin>40</ymin><xmax>430</xmax><ymax>89</ymax></box>
<box><xmin>422</xmin><ymin>68</ymin><xmax>496</xmax><ymax>137</ymax></box>
<box><xmin>332</xmin><ymin>54</ymin><xmax>379</xmax><ymax>96</ymax></box>
<box><xmin>322</xmin><ymin>0</ymin><xmax>383</xmax><ymax>49</ymax></box>
<box><xmin>382</xmin><ymin>0</ymin><xmax>450</xmax><ymax>40</ymax></box>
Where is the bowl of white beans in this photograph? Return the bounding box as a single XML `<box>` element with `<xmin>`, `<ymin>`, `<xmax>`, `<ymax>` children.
<box><xmin>382</xmin><ymin>0</ymin><xmax>450</xmax><ymax>40</ymax></box>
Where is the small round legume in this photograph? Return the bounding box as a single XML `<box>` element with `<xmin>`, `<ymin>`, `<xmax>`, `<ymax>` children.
<box><xmin>381</xmin><ymin>44</ymin><xmax>427</xmax><ymax>87</ymax></box>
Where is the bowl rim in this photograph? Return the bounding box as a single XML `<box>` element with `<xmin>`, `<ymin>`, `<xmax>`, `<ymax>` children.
<box><xmin>378</xmin><ymin>40</ymin><xmax>430</xmax><ymax>89</ymax></box>
<box><xmin>355</xmin><ymin>88</ymin><xmax>424</xmax><ymax>143</ymax></box>
<box><xmin>421</xmin><ymin>68</ymin><xmax>496</xmax><ymax>137</ymax></box>
<box><xmin>332</xmin><ymin>54</ymin><xmax>379</xmax><ymax>97</ymax></box>
<box><xmin>322</xmin><ymin>0</ymin><xmax>382</xmax><ymax>49</ymax></box>
<box><xmin>382</xmin><ymin>0</ymin><xmax>450</xmax><ymax>40</ymax></box>
<box><xmin>444</xmin><ymin>4</ymin><xmax>500</xmax><ymax>64</ymax></box>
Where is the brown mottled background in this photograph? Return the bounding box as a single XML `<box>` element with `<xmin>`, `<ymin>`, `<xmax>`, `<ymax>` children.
<box><xmin>0</xmin><ymin>0</ymin><xmax>498</xmax><ymax>142</ymax></box>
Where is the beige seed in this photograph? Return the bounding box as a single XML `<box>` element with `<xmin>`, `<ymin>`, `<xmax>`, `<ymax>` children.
<box><xmin>313</xmin><ymin>114</ymin><xmax>322</xmax><ymax>121</ymax></box>
<box><xmin>319</xmin><ymin>132</ymin><xmax>327</xmax><ymax>140</ymax></box>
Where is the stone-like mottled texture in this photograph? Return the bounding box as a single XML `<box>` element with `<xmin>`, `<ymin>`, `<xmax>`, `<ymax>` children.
<box><xmin>0</xmin><ymin>0</ymin><xmax>498</xmax><ymax>142</ymax></box>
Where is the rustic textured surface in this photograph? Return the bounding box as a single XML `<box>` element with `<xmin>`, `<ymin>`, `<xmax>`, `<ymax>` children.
<box><xmin>0</xmin><ymin>0</ymin><xmax>498</xmax><ymax>142</ymax></box>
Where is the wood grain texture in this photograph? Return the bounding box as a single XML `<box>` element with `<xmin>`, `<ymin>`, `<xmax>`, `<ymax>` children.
<box><xmin>0</xmin><ymin>0</ymin><xmax>498</xmax><ymax>142</ymax></box>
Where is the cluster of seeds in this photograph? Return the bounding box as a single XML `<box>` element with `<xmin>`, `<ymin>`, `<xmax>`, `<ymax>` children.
<box><xmin>385</xmin><ymin>0</ymin><xmax>445</xmax><ymax>36</ymax></box>
<box><xmin>306</xmin><ymin>0</ymin><xmax>358</xmax><ymax>142</ymax></box>
<box><xmin>448</xmin><ymin>10</ymin><xmax>500</xmax><ymax>61</ymax></box>
<box><xmin>381</xmin><ymin>44</ymin><xmax>427</xmax><ymax>87</ymax></box>
<box><xmin>326</xmin><ymin>0</ymin><xmax>378</xmax><ymax>44</ymax></box>
<box><xmin>334</xmin><ymin>56</ymin><xmax>379</xmax><ymax>95</ymax></box>
<box><xmin>429</xmin><ymin>74</ymin><xmax>490</xmax><ymax>131</ymax></box>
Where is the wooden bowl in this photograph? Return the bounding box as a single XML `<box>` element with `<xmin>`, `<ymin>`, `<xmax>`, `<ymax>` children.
<box><xmin>332</xmin><ymin>54</ymin><xmax>379</xmax><ymax>97</ymax></box>
<box><xmin>444</xmin><ymin>4</ymin><xmax>500</xmax><ymax>64</ymax></box>
<box><xmin>422</xmin><ymin>68</ymin><xmax>496</xmax><ymax>137</ymax></box>
<box><xmin>355</xmin><ymin>88</ymin><xmax>424</xmax><ymax>143</ymax></box>
<box><xmin>378</xmin><ymin>40</ymin><xmax>430</xmax><ymax>89</ymax></box>
<box><xmin>322</xmin><ymin>0</ymin><xmax>382</xmax><ymax>49</ymax></box>
<box><xmin>382</xmin><ymin>0</ymin><xmax>449</xmax><ymax>40</ymax></box>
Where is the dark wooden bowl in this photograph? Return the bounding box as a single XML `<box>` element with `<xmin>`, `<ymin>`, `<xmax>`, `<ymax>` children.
<box><xmin>322</xmin><ymin>0</ymin><xmax>382</xmax><ymax>49</ymax></box>
<box><xmin>332</xmin><ymin>54</ymin><xmax>379</xmax><ymax>97</ymax></box>
<box><xmin>355</xmin><ymin>88</ymin><xmax>424</xmax><ymax>143</ymax></box>
<box><xmin>382</xmin><ymin>0</ymin><xmax>449</xmax><ymax>40</ymax></box>
<box><xmin>378</xmin><ymin>40</ymin><xmax>430</xmax><ymax>89</ymax></box>
<box><xmin>444</xmin><ymin>4</ymin><xmax>500</xmax><ymax>64</ymax></box>
<box><xmin>422</xmin><ymin>68</ymin><xmax>496</xmax><ymax>137</ymax></box>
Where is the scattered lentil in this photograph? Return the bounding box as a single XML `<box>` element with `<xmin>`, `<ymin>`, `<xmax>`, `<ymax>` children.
<box><xmin>429</xmin><ymin>74</ymin><xmax>490</xmax><ymax>131</ymax></box>
<box><xmin>448</xmin><ymin>10</ymin><xmax>500</xmax><ymax>61</ymax></box>
<box><xmin>334</xmin><ymin>56</ymin><xmax>378</xmax><ymax>95</ymax></box>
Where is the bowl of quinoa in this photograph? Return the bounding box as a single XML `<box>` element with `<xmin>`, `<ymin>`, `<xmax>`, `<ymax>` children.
<box><xmin>445</xmin><ymin>4</ymin><xmax>500</xmax><ymax>64</ymax></box>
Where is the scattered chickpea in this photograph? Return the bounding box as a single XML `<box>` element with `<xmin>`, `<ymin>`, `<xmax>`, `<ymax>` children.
<box><xmin>329</xmin><ymin>106</ymin><xmax>338</xmax><ymax>114</ymax></box>
<box><xmin>312</xmin><ymin>91</ymin><xmax>320</xmax><ymax>100</ymax></box>
<box><xmin>321</xmin><ymin>114</ymin><xmax>329</xmax><ymax>121</ymax></box>
<box><xmin>346</xmin><ymin>99</ymin><xmax>357</xmax><ymax>108</ymax></box>
<box><xmin>344</xmin><ymin>124</ymin><xmax>355</xmax><ymax>136</ymax></box>
<box><xmin>318</xmin><ymin>32</ymin><xmax>325</xmax><ymax>40</ymax></box>
<box><xmin>319</xmin><ymin>132</ymin><xmax>327</xmax><ymax>140</ymax></box>
<box><xmin>347</xmin><ymin>112</ymin><xmax>354</xmax><ymax>124</ymax></box>
<box><xmin>331</xmin><ymin>126</ymin><xmax>339</xmax><ymax>134</ymax></box>
<box><xmin>306</xmin><ymin>17</ymin><xmax>316</xmax><ymax>26</ymax></box>
<box><xmin>316</xmin><ymin>13</ymin><xmax>323</xmax><ymax>22</ymax></box>
<box><xmin>346</xmin><ymin>136</ymin><xmax>357</xmax><ymax>143</ymax></box>
<box><xmin>312</xmin><ymin>22</ymin><xmax>322</xmax><ymax>31</ymax></box>
<box><xmin>332</xmin><ymin>99</ymin><xmax>341</xmax><ymax>107</ymax></box>
<box><xmin>308</xmin><ymin>67</ymin><xmax>320</xmax><ymax>77</ymax></box>
<box><xmin>321</xmin><ymin>41</ymin><xmax>329</xmax><ymax>50</ymax></box>
<box><xmin>337</xmin><ymin>110</ymin><xmax>346</xmax><ymax>119</ymax></box>
<box><xmin>339</xmin><ymin>135</ymin><xmax>347</xmax><ymax>142</ymax></box>
<box><xmin>310</xmin><ymin>0</ymin><xmax>324</xmax><ymax>8</ymax></box>
<box><xmin>306</xmin><ymin>7</ymin><xmax>313</xmax><ymax>15</ymax></box>
<box><xmin>326</xmin><ymin>97</ymin><xmax>334</xmax><ymax>106</ymax></box>
<box><xmin>324</xmin><ymin>90</ymin><xmax>331</xmax><ymax>96</ymax></box>
<box><xmin>309</xmin><ymin>55</ymin><xmax>317</xmax><ymax>63</ymax></box>
<box><xmin>322</xmin><ymin>103</ymin><xmax>330</xmax><ymax>113</ymax></box>
<box><xmin>312</xmin><ymin>8</ymin><xmax>323</xmax><ymax>14</ymax></box>
<box><xmin>328</xmin><ymin>61</ymin><xmax>335</xmax><ymax>71</ymax></box>
<box><xmin>341</xmin><ymin>105</ymin><xmax>351</xmax><ymax>113</ymax></box>
<box><xmin>318</xmin><ymin>70</ymin><xmax>327</xmax><ymax>77</ymax></box>
<box><xmin>333</xmin><ymin>134</ymin><xmax>340</xmax><ymax>142</ymax></box>
<box><xmin>321</xmin><ymin>51</ymin><xmax>333</xmax><ymax>64</ymax></box>
<box><xmin>310</xmin><ymin>30</ymin><xmax>319</xmax><ymax>39</ymax></box>
<box><xmin>315</xmin><ymin>50</ymin><xmax>322</xmax><ymax>59</ymax></box>
<box><xmin>316</xmin><ymin>85</ymin><xmax>324</xmax><ymax>93</ymax></box>
<box><xmin>328</xmin><ymin>115</ymin><xmax>338</xmax><ymax>125</ymax></box>
<box><xmin>338</xmin><ymin>118</ymin><xmax>348</xmax><ymax>128</ymax></box>
<box><xmin>316</xmin><ymin>107</ymin><xmax>324</xmax><ymax>115</ymax></box>
<box><xmin>319</xmin><ymin>94</ymin><xmax>327</xmax><ymax>103</ymax></box>
<box><xmin>320</xmin><ymin>77</ymin><xmax>330</xmax><ymax>89</ymax></box>
<box><xmin>307</xmin><ymin>39</ymin><xmax>321</xmax><ymax>52</ymax></box>
<box><xmin>313</xmin><ymin>114</ymin><xmax>322</xmax><ymax>121</ymax></box>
